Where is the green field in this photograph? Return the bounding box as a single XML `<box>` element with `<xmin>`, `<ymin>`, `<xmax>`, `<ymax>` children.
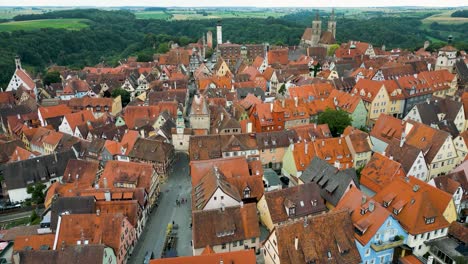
<box><xmin>135</xmin><ymin>10</ymin><xmax>287</xmax><ymax>20</ymax></box>
<box><xmin>0</xmin><ymin>18</ymin><xmax>90</xmax><ymax>32</ymax></box>
<box><xmin>422</xmin><ymin>10</ymin><xmax>468</xmax><ymax>24</ymax></box>
<box><xmin>134</xmin><ymin>11</ymin><xmax>172</xmax><ymax>20</ymax></box>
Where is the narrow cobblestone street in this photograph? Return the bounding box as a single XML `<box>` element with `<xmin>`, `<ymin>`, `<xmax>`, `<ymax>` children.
<box><xmin>129</xmin><ymin>153</ymin><xmax>192</xmax><ymax>264</ymax></box>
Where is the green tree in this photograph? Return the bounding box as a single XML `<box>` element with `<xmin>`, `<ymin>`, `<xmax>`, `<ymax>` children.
<box><xmin>317</xmin><ymin>108</ymin><xmax>352</xmax><ymax>137</ymax></box>
<box><xmin>136</xmin><ymin>50</ymin><xmax>154</xmax><ymax>62</ymax></box>
<box><xmin>112</xmin><ymin>88</ymin><xmax>131</xmax><ymax>106</ymax></box>
<box><xmin>278</xmin><ymin>84</ymin><xmax>286</xmax><ymax>96</ymax></box>
<box><xmin>30</xmin><ymin>210</ymin><xmax>40</xmax><ymax>224</ymax></box>
<box><xmin>26</xmin><ymin>183</ymin><xmax>46</xmax><ymax>205</ymax></box>
<box><xmin>327</xmin><ymin>44</ymin><xmax>340</xmax><ymax>56</ymax></box>
<box><xmin>43</xmin><ymin>71</ymin><xmax>61</xmax><ymax>86</ymax></box>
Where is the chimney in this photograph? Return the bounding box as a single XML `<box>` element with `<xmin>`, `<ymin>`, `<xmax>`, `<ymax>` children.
<box><xmin>305</xmin><ymin>142</ymin><xmax>308</xmax><ymax>154</ymax></box>
<box><xmin>103</xmin><ymin>177</ymin><xmax>108</xmax><ymax>189</ymax></box>
<box><xmin>221</xmin><ymin>203</ymin><xmax>225</xmax><ymax>212</ymax></box>
<box><xmin>321</xmin><ymin>140</ymin><xmax>325</xmax><ymax>147</ymax></box>
<box><xmin>294</xmin><ymin>97</ymin><xmax>298</xmax><ymax>107</ymax></box>
<box><xmin>220</xmin><ymin>112</ymin><xmax>224</xmax><ymax>121</ymax></box>
<box><xmin>270</xmin><ymin>103</ymin><xmax>273</xmax><ymax>112</ymax></box>
<box><xmin>400</xmin><ymin>132</ymin><xmax>406</xmax><ymax>148</ymax></box>
<box><xmin>282</xmin><ymin>99</ymin><xmax>285</xmax><ymax>108</ymax></box>
<box><xmin>294</xmin><ymin>236</ymin><xmax>299</xmax><ymax>251</ymax></box>
<box><xmin>104</xmin><ymin>190</ymin><xmax>111</xmax><ymax>201</ymax></box>
<box><xmin>96</xmin><ymin>209</ymin><xmax>100</xmax><ymax>216</ymax></box>
<box><xmin>240</xmin><ymin>201</ymin><xmax>244</xmax><ymax>208</ymax></box>
<box><xmin>334</xmin><ymin>160</ymin><xmax>340</xmax><ymax>169</ymax></box>
<box><xmin>338</xmin><ymin>139</ymin><xmax>341</xmax><ymax>145</ymax></box>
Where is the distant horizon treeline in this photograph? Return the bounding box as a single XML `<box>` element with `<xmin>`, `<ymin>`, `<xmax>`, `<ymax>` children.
<box><xmin>0</xmin><ymin>8</ymin><xmax>467</xmax><ymax>89</ymax></box>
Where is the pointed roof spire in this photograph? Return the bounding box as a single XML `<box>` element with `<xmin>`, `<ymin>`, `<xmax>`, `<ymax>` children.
<box><xmin>330</xmin><ymin>8</ymin><xmax>335</xmax><ymax>21</ymax></box>
<box><xmin>315</xmin><ymin>10</ymin><xmax>320</xmax><ymax>21</ymax></box>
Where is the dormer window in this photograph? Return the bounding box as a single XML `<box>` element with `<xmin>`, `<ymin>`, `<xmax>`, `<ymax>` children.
<box><xmin>425</xmin><ymin>217</ymin><xmax>435</xmax><ymax>224</ymax></box>
<box><xmin>289</xmin><ymin>207</ymin><xmax>295</xmax><ymax>216</ymax></box>
<box><xmin>243</xmin><ymin>186</ymin><xmax>251</xmax><ymax>198</ymax></box>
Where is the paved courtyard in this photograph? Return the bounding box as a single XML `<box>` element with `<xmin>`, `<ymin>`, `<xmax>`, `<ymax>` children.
<box><xmin>129</xmin><ymin>152</ymin><xmax>193</xmax><ymax>264</ymax></box>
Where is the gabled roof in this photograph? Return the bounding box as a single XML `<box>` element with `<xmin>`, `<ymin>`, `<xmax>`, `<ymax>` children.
<box><xmin>352</xmin><ymin>79</ymin><xmax>385</xmax><ymax>102</ymax></box>
<box><xmin>192</xmin><ymin>167</ymin><xmax>242</xmax><ymax>211</ymax></box>
<box><xmin>360</xmin><ymin>153</ymin><xmax>406</xmax><ymax>193</ymax></box>
<box><xmin>405</xmin><ymin>120</ymin><xmax>451</xmax><ymax>163</ymax></box>
<box><xmin>150</xmin><ymin>250</ymin><xmax>256</xmax><ymax>264</ymax></box>
<box><xmin>292</xmin><ymin>124</ymin><xmax>332</xmax><ymax>141</ymax></box>
<box><xmin>385</xmin><ymin>139</ymin><xmax>424</xmax><ymax>174</ymax></box>
<box><xmin>273</xmin><ymin>210</ymin><xmax>361</xmax><ymax>264</ymax></box>
<box><xmin>16</xmin><ymin>244</ymin><xmax>109</xmax><ymax>264</ymax></box>
<box><xmin>268</xmin><ymin>48</ymin><xmax>289</xmax><ymax>65</ymax></box>
<box><xmin>56</xmin><ymin>213</ymin><xmax>129</xmax><ymax>257</ymax></box>
<box><xmin>301</xmin><ymin>157</ymin><xmax>359</xmax><ymax>206</ymax></box>
<box><xmin>100</xmin><ymin>161</ymin><xmax>153</xmax><ymax>193</ymax></box>
<box><xmin>265</xmin><ymin>182</ymin><xmax>326</xmax><ymax>224</ymax></box>
<box><xmin>328</xmin><ymin>89</ymin><xmax>363</xmax><ymax>113</ymax></box>
<box><xmin>128</xmin><ymin>137</ymin><xmax>174</xmax><ymax>163</ymax></box>
<box><xmin>342</xmin><ymin>126</ymin><xmax>372</xmax><ymax>153</ymax></box>
<box><xmin>2</xmin><ymin>150</ymin><xmax>76</xmax><ymax>190</ymax></box>
<box><xmin>192</xmin><ymin>204</ymin><xmax>260</xmax><ymax>248</ymax></box>
<box><xmin>373</xmin><ymin>176</ymin><xmax>452</xmax><ymax>234</ymax></box>
<box><xmin>15</xmin><ymin>68</ymin><xmax>36</xmax><ymax>90</ymax></box>
<box><xmin>433</xmin><ymin>171</ymin><xmax>464</xmax><ymax>195</ymax></box>
<box><xmin>370</xmin><ymin>114</ymin><xmax>405</xmax><ymax>144</ymax></box>
<box><xmin>39</xmin><ymin>104</ymin><xmax>72</xmax><ymax>120</ymax></box>
<box><xmin>63</xmin><ymin>110</ymin><xmax>95</xmax><ymax>132</ymax></box>
<box><xmin>335</xmin><ymin>187</ymin><xmax>392</xmax><ymax>246</ymax></box>
<box><xmin>256</xmin><ymin>130</ymin><xmax>299</xmax><ymax>149</ymax></box>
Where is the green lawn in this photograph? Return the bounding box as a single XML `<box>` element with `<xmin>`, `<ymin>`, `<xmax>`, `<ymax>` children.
<box><xmin>0</xmin><ymin>18</ymin><xmax>90</xmax><ymax>32</ymax></box>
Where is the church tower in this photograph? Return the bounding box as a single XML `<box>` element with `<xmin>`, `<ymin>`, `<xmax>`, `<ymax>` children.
<box><xmin>327</xmin><ymin>8</ymin><xmax>336</xmax><ymax>39</ymax></box>
<box><xmin>311</xmin><ymin>10</ymin><xmax>322</xmax><ymax>46</ymax></box>
<box><xmin>15</xmin><ymin>55</ymin><xmax>22</xmax><ymax>70</ymax></box>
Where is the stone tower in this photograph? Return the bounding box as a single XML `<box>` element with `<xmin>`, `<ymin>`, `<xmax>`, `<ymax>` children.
<box><xmin>311</xmin><ymin>10</ymin><xmax>322</xmax><ymax>46</ymax></box>
<box><xmin>216</xmin><ymin>21</ymin><xmax>222</xmax><ymax>46</ymax></box>
<box><xmin>327</xmin><ymin>8</ymin><xmax>336</xmax><ymax>39</ymax></box>
<box><xmin>207</xmin><ymin>31</ymin><xmax>213</xmax><ymax>49</ymax></box>
<box><xmin>15</xmin><ymin>55</ymin><xmax>22</xmax><ymax>70</ymax></box>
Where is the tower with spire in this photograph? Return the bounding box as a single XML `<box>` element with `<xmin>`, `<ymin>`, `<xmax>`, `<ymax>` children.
<box><xmin>300</xmin><ymin>9</ymin><xmax>337</xmax><ymax>49</ymax></box>
<box><xmin>311</xmin><ymin>10</ymin><xmax>322</xmax><ymax>47</ymax></box>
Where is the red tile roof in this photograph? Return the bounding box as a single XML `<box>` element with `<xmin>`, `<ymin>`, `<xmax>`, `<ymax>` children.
<box><xmin>370</xmin><ymin>114</ymin><xmax>405</xmax><ymax>144</ymax></box>
<box><xmin>373</xmin><ymin>177</ymin><xmax>452</xmax><ymax>235</ymax></box>
<box><xmin>15</xmin><ymin>68</ymin><xmax>36</xmax><ymax>90</ymax></box>
<box><xmin>39</xmin><ymin>104</ymin><xmax>72</xmax><ymax>120</ymax></box>
<box><xmin>268</xmin><ymin>48</ymin><xmax>289</xmax><ymax>65</ymax></box>
<box><xmin>150</xmin><ymin>250</ymin><xmax>256</xmax><ymax>264</ymax></box>
<box><xmin>360</xmin><ymin>153</ymin><xmax>406</xmax><ymax>193</ymax></box>
<box><xmin>335</xmin><ymin>187</ymin><xmax>391</xmax><ymax>246</ymax></box>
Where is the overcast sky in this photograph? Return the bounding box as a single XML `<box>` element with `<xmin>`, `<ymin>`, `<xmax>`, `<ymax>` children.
<box><xmin>1</xmin><ymin>0</ymin><xmax>466</xmax><ymax>7</ymax></box>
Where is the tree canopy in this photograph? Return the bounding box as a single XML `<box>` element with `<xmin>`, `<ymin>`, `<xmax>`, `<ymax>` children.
<box><xmin>43</xmin><ymin>71</ymin><xmax>61</xmax><ymax>85</ymax></box>
<box><xmin>112</xmin><ymin>88</ymin><xmax>131</xmax><ymax>106</ymax></box>
<box><xmin>26</xmin><ymin>182</ymin><xmax>46</xmax><ymax>205</ymax></box>
<box><xmin>317</xmin><ymin>108</ymin><xmax>352</xmax><ymax>137</ymax></box>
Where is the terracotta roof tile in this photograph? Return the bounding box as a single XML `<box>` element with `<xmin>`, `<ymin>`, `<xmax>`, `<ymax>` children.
<box><xmin>273</xmin><ymin>210</ymin><xmax>362</xmax><ymax>264</ymax></box>
<box><xmin>335</xmin><ymin>187</ymin><xmax>391</xmax><ymax>245</ymax></box>
<box><xmin>100</xmin><ymin>161</ymin><xmax>154</xmax><ymax>193</ymax></box>
<box><xmin>13</xmin><ymin>234</ymin><xmax>55</xmax><ymax>251</ymax></box>
<box><xmin>360</xmin><ymin>153</ymin><xmax>406</xmax><ymax>193</ymax></box>
<box><xmin>39</xmin><ymin>104</ymin><xmax>72</xmax><ymax>119</ymax></box>
<box><xmin>373</xmin><ymin>176</ymin><xmax>452</xmax><ymax>234</ymax></box>
<box><xmin>150</xmin><ymin>249</ymin><xmax>256</xmax><ymax>264</ymax></box>
<box><xmin>192</xmin><ymin>204</ymin><xmax>260</xmax><ymax>249</ymax></box>
<box><xmin>265</xmin><ymin>182</ymin><xmax>326</xmax><ymax>224</ymax></box>
<box><xmin>370</xmin><ymin>114</ymin><xmax>406</xmax><ymax>144</ymax></box>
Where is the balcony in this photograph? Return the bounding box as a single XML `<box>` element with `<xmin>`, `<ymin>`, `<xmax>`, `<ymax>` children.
<box><xmin>371</xmin><ymin>239</ymin><xmax>404</xmax><ymax>252</ymax></box>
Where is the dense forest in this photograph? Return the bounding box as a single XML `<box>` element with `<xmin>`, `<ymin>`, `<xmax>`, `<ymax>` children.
<box><xmin>451</xmin><ymin>10</ymin><xmax>468</xmax><ymax>17</ymax></box>
<box><xmin>0</xmin><ymin>9</ymin><xmax>467</xmax><ymax>88</ymax></box>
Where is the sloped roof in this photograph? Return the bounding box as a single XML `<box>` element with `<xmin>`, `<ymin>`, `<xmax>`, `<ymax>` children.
<box><xmin>370</xmin><ymin>114</ymin><xmax>405</xmax><ymax>144</ymax></box>
<box><xmin>301</xmin><ymin>157</ymin><xmax>359</xmax><ymax>206</ymax></box>
<box><xmin>335</xmin><ymin>187</ymin><xmax>392</xmax><ymax>246</ymax></box>
<box><xmin>150</xmin><ymin>250</ymin><xmax>256</xmax><ymax>264</ymax></box>
<box><xmin>385</xmin><ymin>139</ymin><xmax>423</xmax><ymax>174</ymax></box>
<box><xmin>192</xmin><ymin>204</ymin><xmax>260</xmax><ymax>249</ymax></box>
<box><xmin>265</xmin><ymin>182</ymin><xmax>326</xmax><ymax>224</ymax></box>
<box><xmin>360</xmin><ymin>153</ymin><xmax>406</xmax><ymax>193</ymax></box>
<box><xmin>274</xmin><ymin>210</ymin><xmax>362</xmax><ymax>264</ymax></box>
<box><xmin>373</xmin><ymin>176</ymin><xmax>452</xmax><ymax>234</ymax></box>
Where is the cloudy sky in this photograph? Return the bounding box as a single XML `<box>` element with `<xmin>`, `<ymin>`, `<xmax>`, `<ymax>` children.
<box><xmin>1</xmin><ymin>0</ymin><xmax>466</xmax><ymax>7</ymax></box>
